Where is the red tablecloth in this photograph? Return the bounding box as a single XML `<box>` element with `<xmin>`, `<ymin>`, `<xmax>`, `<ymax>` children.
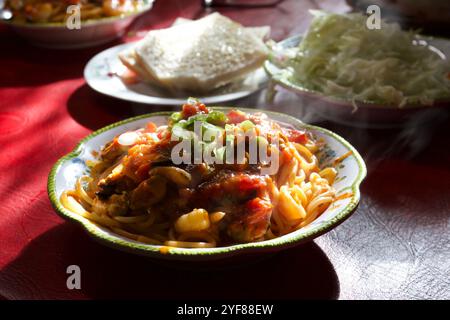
<box><xmin>1</xmin><ymin>0</ymin><xmax>449</xmax><ymax>300</ymax></box>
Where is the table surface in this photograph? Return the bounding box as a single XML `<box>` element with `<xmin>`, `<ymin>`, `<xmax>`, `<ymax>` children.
<box><xmin>1</xmin><ymin>0</ymin><xmax>449</xmax><ymax>300</ymax></box>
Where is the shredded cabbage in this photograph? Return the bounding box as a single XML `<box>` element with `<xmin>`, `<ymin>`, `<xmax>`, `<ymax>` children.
<box><xmin>278</xmin><ymin>11</ymin><xmax>450</xmax><ymax>107</ymax></box>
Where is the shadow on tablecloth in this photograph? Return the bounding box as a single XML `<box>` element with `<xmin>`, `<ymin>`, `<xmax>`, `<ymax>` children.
<box><xmin>0</xmin><ymin>222</ymin><xmax>339</xmax><ymax>300</ymax></box>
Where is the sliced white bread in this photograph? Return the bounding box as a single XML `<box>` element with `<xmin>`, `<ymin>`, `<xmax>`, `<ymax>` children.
<box><xmin>118</xmin><ymin>49</ymin><xmax>161</xmax><ymax>86</ymax></box>
<box><xmin>129</xmin><ymin>13</ymin><xmax>269</xmax><ymax>93</ymax></box>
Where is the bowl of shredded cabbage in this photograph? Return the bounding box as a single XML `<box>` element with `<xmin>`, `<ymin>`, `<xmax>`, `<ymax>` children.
<box><xmin>265</xmin><ymin>11</ymin><xmax>450</xmax><ymax>127</ymax></box>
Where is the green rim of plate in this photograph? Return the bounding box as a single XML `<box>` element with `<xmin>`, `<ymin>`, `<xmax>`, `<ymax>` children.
<box><xmin>47</xmin><ymin>108</ymin><xmax>367</xmax><ymax>258</ymax></box>
<box><xmin>2</xmin><ymin>0</ymin><xmax>153</xmax><ymax>28</ymax></box>
<box><xmin>264</xmin><ymin>35</ymin><xmax>450</xmax><ymax>109</ymax></box>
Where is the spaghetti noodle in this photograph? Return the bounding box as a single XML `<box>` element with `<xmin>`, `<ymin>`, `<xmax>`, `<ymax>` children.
<box><xmin>61</xmin><ymin>100</ymin><xmax>345</xmax><ymax>248</ymax></box>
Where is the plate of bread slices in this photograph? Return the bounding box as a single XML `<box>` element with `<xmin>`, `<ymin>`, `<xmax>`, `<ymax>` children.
<box><xmin>84</xmin><ymin>13</ymin><xmax>271</xmax><ymax>105</ymax></box>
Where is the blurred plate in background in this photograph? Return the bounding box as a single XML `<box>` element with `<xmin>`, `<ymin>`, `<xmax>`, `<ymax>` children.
<box><xmin>347</xmin><ymin>0</ymin><xmax>450</xmax><ymax>38</ymax></box>
<box><xmin>1</xmin><ymin>0</ymin><xmax>154</xmax><ymax>49</ymax></box>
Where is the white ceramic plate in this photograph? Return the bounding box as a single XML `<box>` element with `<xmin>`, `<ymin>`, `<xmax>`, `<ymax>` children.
<box><xmin>84</xmin><ymin>42</ymin><xmax>269</xmax><ymax>105</ymax></box>
<box><xmin>48</xmin><ymin>108</ymin><xmax>367</xmax><ymax>260</ymax></box>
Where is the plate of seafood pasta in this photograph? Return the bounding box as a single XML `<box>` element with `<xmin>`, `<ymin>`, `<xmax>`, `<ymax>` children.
<box><xmin>84</xmin><ymin>13</ymin><xmax>270</xmax><ymax>105</ymax></box>
<box><xmin>48</xmin><ymin>99</ymin><xmax>366</xmax><ymax>260</ymax></box>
